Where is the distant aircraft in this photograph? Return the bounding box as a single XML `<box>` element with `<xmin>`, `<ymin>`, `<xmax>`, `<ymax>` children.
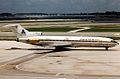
<box><xmin>4</xmin><ymin>24</ymin><xmax>119</xmax><ymax>50</ymax></box>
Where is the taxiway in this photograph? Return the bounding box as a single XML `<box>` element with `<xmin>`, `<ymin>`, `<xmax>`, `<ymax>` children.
<box><xmin>0</xmin><ymin>41</ymin><xmax>120</xmax><ymax>79</ymax></box>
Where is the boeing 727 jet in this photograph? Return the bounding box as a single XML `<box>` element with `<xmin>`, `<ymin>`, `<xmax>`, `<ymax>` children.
<box><xmin>4</xmin><ymin>24</ymin><xmax>119</xmax><ymax>50</ymax></box>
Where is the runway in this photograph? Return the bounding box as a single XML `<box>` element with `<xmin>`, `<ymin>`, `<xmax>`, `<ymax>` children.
<box><xmin>16</xmin><ymin>45</ymin><xmax>120</xmax><ymax>76</ymax></box>
<box><xmin>0</xmin><ymin>41</ymin><xmax>120</xmax><ymax>79</ymax></box>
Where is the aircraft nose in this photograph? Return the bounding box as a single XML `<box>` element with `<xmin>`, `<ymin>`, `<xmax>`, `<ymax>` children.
<box><xmin>114</xmin><ymin>41</ymin><xmax>119</xmax><ymax>45</ymax></box>
<box><xmin>111</xmin><ymin>40</ymin><xmax>119</xmax><ymax>45</ymax></box>
<box><xmin>116</xmin><ymin>42</ymin><xmax>119</xmax><ymax>45</ymax></box>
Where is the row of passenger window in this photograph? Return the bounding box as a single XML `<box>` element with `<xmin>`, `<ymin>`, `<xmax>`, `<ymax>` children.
<box><xmin>37</xmin><ymin>39</ymin><xmax>105</xmax><ymax>42</ymax></box>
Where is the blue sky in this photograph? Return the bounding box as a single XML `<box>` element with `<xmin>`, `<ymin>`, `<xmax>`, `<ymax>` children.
<box><xmin>0</xmin><ymin>0</ymin><xmax>120</xmax><ymax>13</ymax></box>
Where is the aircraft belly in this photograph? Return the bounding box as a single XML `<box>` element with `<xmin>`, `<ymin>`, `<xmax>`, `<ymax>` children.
<box><xmin>28</xmin><ymin>41</ymin><xmax>70</xmax><ymax>47</ymax></box>
<box><xmin>71</xmin><ymin>42</ymin><xmax>116</xmax><ymax>47</ymax></box>
<box><xmin>21</xmin><ymin>40</ymin><xmax>117</xmax><ymax>48</ymax></box>
<box><xmin>33</xmin><ymin>41</ymin><xmax>54</xmax><ymax>46</ymax></box>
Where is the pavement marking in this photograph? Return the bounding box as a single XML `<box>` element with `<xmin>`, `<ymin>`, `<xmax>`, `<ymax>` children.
<box><xmin>68</xmin><ymin>27</ymin><xmax>90</xmax><ymax>33</ymax></box>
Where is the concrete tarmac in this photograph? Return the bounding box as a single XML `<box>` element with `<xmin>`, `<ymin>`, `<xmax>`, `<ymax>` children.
<box><xmin>0</xmin><ymin>41</ymin><xmax>120</xmax><ymax>79</ymax></box>
<box><xmin>17</xmin><ymin>46</ymin><xmax>120</xmax><ymax>76</ymax></box>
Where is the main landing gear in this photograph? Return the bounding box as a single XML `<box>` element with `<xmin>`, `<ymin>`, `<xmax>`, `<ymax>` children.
<box><xmin>105</xmin><ymin>47</ymin><xmax>109</xmax><ymax>51</ymax></box>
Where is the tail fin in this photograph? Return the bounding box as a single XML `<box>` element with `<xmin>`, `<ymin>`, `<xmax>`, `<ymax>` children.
<box><xmin>4</xmin><ymin>24</ymin><xmax>29</xmax><ymax>37</ymax></box>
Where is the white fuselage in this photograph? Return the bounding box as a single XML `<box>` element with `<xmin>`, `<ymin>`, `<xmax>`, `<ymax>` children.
<box><xmin>4</xmin><ymin>24</ymin><xmax>119</xmax><ymax>50</ymax></box>
<box><xmin>18</xmin><ymin>36</ymin><xmax>119</xmax><ymax>48</ymax></box>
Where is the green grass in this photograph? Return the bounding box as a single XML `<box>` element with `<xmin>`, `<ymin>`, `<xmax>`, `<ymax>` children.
<box><xmin>27</xmin><ymin>27</ymin><xmax>79</xmax><ymax>32</ymax></box>
<box><xmin>27</xmin><ymin>25</ymin><xmax>120</xmax><ymax>32</ymax></box>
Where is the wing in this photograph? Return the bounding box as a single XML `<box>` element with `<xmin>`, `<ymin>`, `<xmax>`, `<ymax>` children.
<box><xmin>17</xmin><ymin>37</ymin><xmax>72</xmax><ymax>50</ymax></box>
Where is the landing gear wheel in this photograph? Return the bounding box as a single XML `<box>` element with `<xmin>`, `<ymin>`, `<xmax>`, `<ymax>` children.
<box><xmin>105</xmin><ymin>47</ymin><xmax>109</xmax><ymax>51</ymax></box>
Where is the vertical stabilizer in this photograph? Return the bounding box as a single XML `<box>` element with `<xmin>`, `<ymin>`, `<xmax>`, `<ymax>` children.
<box><xmin>4</xmin><ymin>24</ymin><xmax>29</xmax><ymax>37</ymax></box>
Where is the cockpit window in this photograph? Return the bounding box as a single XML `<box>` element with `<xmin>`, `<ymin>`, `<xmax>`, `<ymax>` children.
<box><xmin>111</xmin><ymin>40</ymin><xmax>118</xmax><ymax>44</ymax></box>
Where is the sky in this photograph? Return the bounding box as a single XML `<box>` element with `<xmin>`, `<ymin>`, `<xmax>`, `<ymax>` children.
<box><xmin>0</xmin><ymin>0</ymin><xmax>120</xmax><ymax>13</ymax></box>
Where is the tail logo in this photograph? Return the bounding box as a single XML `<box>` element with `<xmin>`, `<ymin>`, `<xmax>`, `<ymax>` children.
<box><xmin>21</xmin><ymin>29</ymin><xmax>26</xmax><ymax>35</ymax></box>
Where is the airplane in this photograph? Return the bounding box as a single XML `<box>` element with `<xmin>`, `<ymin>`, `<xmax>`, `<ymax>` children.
<box><xmin>3</xmin><ymin>24</ymin><xmax>119</xmax><ymax>51</ymax></box>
